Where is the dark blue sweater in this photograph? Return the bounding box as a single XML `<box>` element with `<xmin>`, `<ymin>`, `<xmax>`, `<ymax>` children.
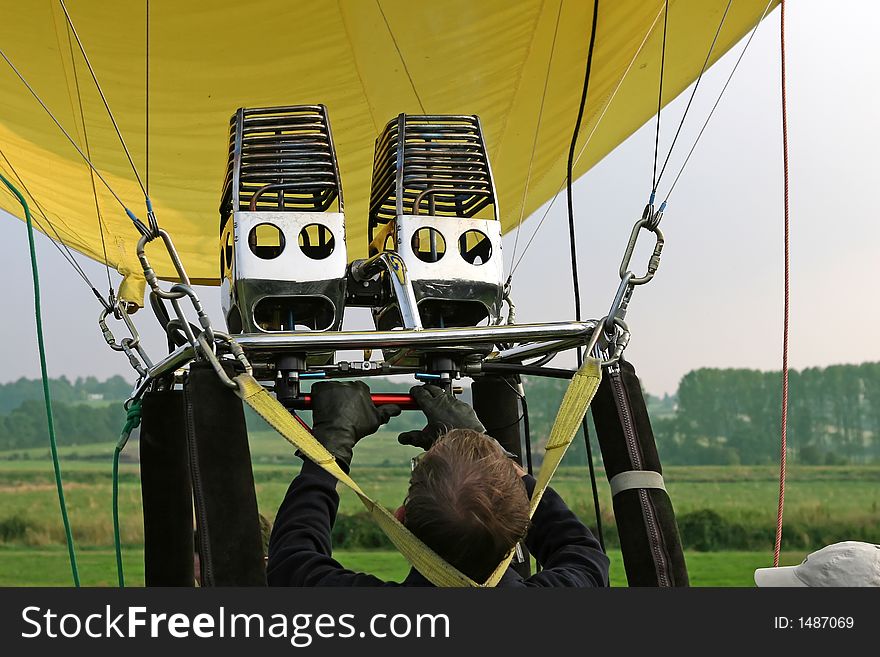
<box><xmin>267</xmin><ymin>459</ymin><xmax>610</xmax><ymax>587</ymax></box>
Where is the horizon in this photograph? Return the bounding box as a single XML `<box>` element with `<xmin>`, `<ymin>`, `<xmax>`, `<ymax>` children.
<box><xmin>1</xmin><ymin>356</ymin><xmax>877</xmax><ymax>400</ymax></box>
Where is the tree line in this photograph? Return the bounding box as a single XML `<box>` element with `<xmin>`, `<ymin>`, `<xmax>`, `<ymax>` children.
<box><xmin>0</xmin><ymin>400</ymin><xmax>123</xmax><ymax>451</ymax></box>
<box><xmin>1</xmin><ymin>363</ymin><xmax>878</xmax><ymax>464</ymax></box>
<box><xmin>524</xmin><ymin>361</ymin><xmax>880</xmax><ymax>466</ymax></box>
<box><xmin>653</xmin><ymin>363</ymin><xmax>880</xmax><ymax>465</ymax></box>
<box><xmin>0</xmin><ymin>376</ymin><xmax>131</xmax><ymax>451</ymax></box>
<box><xmin>0</xmin><ymin>375</ymin><xmax>132</xmax><ymax>414</ymax></box>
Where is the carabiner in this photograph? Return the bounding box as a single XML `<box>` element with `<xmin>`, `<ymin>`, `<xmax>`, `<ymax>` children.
<box><xmin>586</xmin><ymin>316</ymin><xmax>630</xmax><ymax>366</ymax></box>
<box><xmin>618</xmin><ymin>215</ymin><xmax>665</xmax><ymax>286</ymax></box>
<box><xmin>604</xmin><ymin>271</ymin><xmax>634</xmax><ymax>334</ymax></box>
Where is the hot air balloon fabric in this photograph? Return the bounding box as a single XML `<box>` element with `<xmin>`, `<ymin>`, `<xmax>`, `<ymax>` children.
<box><xmin>0</xmin><ymin>0</ymin><xmax>776</xmax><ymax>303</ymax></box>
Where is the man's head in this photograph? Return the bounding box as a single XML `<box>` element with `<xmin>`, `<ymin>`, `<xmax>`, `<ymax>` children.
<box><xmin>403</xmin><ymin>428</ymin><xmax>530</xmax><ymax>582</ymax></box>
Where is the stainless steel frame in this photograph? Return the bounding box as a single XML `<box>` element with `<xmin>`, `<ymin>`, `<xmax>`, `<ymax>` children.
<box><xmin>138</xmin><ymin>320</ymin><xmax>599</xmax><ymax>385</ymax></box>
<box><xmin>235</xmin><ymin>321</ymin><xmax>596</xmax><ymax>354</ymax></box>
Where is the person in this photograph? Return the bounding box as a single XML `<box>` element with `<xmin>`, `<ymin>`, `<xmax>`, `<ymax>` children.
<box><xmin>754</xmin><ymin>541</ymin><xmax>880</xmax><ymax>587</ymax></box>
<box><xmin>267</xmin><ymin>380</ymin><xmax>609</xmax><ymax>587</ymax></box>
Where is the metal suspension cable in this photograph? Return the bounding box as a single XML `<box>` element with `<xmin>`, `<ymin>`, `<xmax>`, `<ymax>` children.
<box><xmin>376</xmin><ymin>0</ymin><xmax>427</xmax><ymax>114</ymax></box>
<box><xmin>652</xmin><ymin>0</ymin><xmax>733</xmax><ymax>196</ymax></box>
<box><xmin>59</xmin><ymin>0</ymin><xmax>148</xmax><ymax>199</ymax></box>
<box><xmin>774</xmin><ymin>0</ymin><xmax>790</xmax><ymax>569</ymax></box>
<box><xmin>507</xmin><ymin>0</ymin><xmax>564</xmax><ymax>275</ymax></box>
<box><xmin>651</xmin><ymin>0</ymin><xmax>736</xmax><ymax>197</ymax></box>
<box><xmin>660</xmin><ymin>0</ymin><xmax>775</xmax><ymax>206</ymax></box>
<box><xmin>574</xmin><ymin>1</ymin><xmax>665</xmax><ymax>170</ymax></box>
<box><xmin>0</xmin><ymin>165</ymin><xmax>90</xmax><ymax>288</ymax></box>
<box><xmin>651</xmin><ymin>1</ymin><xmax>669</xmax><ymax>194</ymax></box>
<box><xmin>0</xmin><ymin>48</ymin><xmax>151</xmax><ymax>236</ymax></box>
<box><xmin>64</xmin><ymin>20</ymin><xmax>114</xmax><ymax>300</ymax></box>
<box><xmin>0</xmin><ymin>172</ymin><xmax>80</xmax><ymax>586</ymax></box>
<box><xmin>508</xmin><ymin>1</ymin><xmax>665</xmax><ymax>279</ymax></box>
<box><xmin>146</xmin><ymin>0</ymin><xmax>151</xmax><ymax>195</ymax></box>
<box><xmin>510</xmin><ymin>0</ymin><xmax>663</xmax><ymax>277</ymax></box>
<box><xmin>566</xmin><ymin>0</ymin><xmax>605</xmax><ymax>551</ymax></box>
<box><xmin>0</xmin><ymin>150</ymin><xmax>112</xmax><ymax>311</ymax></box>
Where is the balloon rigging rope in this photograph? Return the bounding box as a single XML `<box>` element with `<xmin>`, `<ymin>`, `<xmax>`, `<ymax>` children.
<box><xmin>566</xmin><ymin>0</ymin><xmax>605</xmax><ymax>552</ymax></box>
<box><xmin>146</xmin><ymin>0</ymin><xmax>150</xmax><ymax>196</ymax></box>
<box><xmin>651</xmin><ymin>1</ymin><xmax>669</xmax><ymax>195</ymax></box>
<box><xmin>0</xmin><ymin>48</ymin><xmax>134</xmax><ymax>217</ymax></box>
<box><xmin>58</xmin><ymin>0</ymin><xmax>148</xmax><ymax>199</ymax></box>
<box><xmin>508</xmin><ymin>0</ymin><xmax>564</xmax><ymax>275</ymax></box>
<box><xmin>572</xmin><ymin>1</ymin><xmax>665</xmax><ymax>174</ymax></box>
<box><xmin>507</xmin><ymin>1</ymin><xmax>665</xmax><ymax>280</ymax></box>
<box><xmin>511</xmin><ymin>0</ymin><xmax>766</xmax><ymax>278</ymax></box>
<box><xmin>774</xmin><ymin>0</ymin><xmax>790</xmax><ymax>569</ymax></box>
<box><xmin>113</xmin><ymin>401</ymin><xmax>142</xmax><ymax>588</ymax></box>
<box><xmin>375</xmin><ymin>0</ymin><xmax>427</xmax><ymax>114</ymax></box>
<box><xmin>64</xmin><ymin>19</ymin><xmax>114</xmax><ymax>302</ymax></box>
<box><xmin>660</xmin><ymin>0</ymin><xmax>775</xmax><ymax>206</ymax></box>
<box><xmin>0</xmin><ymin>150</ymin><xmax>112</xmax><ymax>310</ymax></box>
<box><xmin>652</xmin><ymin>0</ymin><xmax>733</xmax><ymax>198</ymax></box>
<box><xmin>510</xmin><ymin>0</ymin><xmax>773</xmax><ymax>277</ymax></box>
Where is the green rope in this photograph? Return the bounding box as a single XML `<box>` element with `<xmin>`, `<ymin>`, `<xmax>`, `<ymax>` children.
<box><xmin>0</xmin><ymin>172</ymin><xmax>80</xmax><ymax>586</ymax></box>
<box><xmin>113</xmin><ymin>401</ymin><xmax>141</xmax><ymax>587</ymax></box>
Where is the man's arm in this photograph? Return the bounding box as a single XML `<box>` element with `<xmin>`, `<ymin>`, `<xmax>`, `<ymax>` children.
<box><xmin>268</xmin><ymin>381</ymin><xmax>402</xmax><ymax>587</ymax></box>
<box><xmin>267</xmin><ymin>459</ymin><xmax>390</xmax><ymax>587</ymax></box>
<box><xmin>521</xmin><ymin>475</ymin><xmax>610</xmax><ymax>587</ymax></box>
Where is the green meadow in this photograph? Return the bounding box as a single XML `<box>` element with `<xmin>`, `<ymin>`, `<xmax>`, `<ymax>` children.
<box><xmin>1</xmin><ymin>430</ymin><xmax>878</xmax><ymax>586</ymax></box>
<box><xmin>0</xmin><ymin>546</ymin><xmax>808</xmax><ymax>588</ymax></box>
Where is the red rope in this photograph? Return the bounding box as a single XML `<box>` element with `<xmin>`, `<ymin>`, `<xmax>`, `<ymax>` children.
<box><xmin>774</xmin><ymin>0</ymin><xmax>790</xmax><ymax>568</ymax></box>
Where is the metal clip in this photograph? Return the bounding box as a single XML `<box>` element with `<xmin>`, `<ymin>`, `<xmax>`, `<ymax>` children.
<box><xmin>137</xmin><ymin>229</ymin><xmax>217</xmax><ymax>354</ymax></box>
<box><xmin>169</xmin><ymin>283</ymin><xmax>216</xmax><ymax>346</ymax></box>
<box><xmin>99</xmin><ymin>301</ymin><xmax>153</xmax><ymax>378</ymax></box>
<box><xmin>619</xmin><ymin>207</ymin><xmax>665</xmax><ymax>286</ymax></box>
<box><xmin>586</xmin><ymin>316</ymin><xmax>630</xmax><ymax>367</ymax></box>
<box><xmin>604</xmin><ymin>318</ymin><xmax>631</xmax><ymax>367</ymax></box>
<box><xmin>136</xmin><ymin>227</ymin><xmax>252</xmax><ymax>392</ymax></box>
<box><xmin>196</xmin><ymin>331</ymin><xmax>254</xmax><ymax>390</ymax></box>
<box><xmin>145</xmin><ymin>197</ymin><xmax>160</xmax><ymax>239</ymax></box>
<box><xmin>646</xmin><ymin>201</ymin><xmax>664</xmax><ymax>230</ymax></box>
<box><xmin>137</xmin><ymin>230</ymin><xmax>199</xmax><ymax>350</ymax></box>
<box><xmin>124</xmin><ymin>381</ymin><xmax>147</xmax><ymax>410</ymax></box>
<box><xmin>604</xmin><ymin>271</ymin><xmax>634</xmax><ymax>334</ymax></box>
<box><xmin>120</xmin><ymin>339</ymin><xmax>149</xmax><ymax>378</ymax></box>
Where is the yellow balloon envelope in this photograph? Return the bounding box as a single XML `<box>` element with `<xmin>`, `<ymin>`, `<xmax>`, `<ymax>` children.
<box><xmin>0</xmin><ymin>0</ymin><xmax>776</xmax><ymax>302</ymax></box>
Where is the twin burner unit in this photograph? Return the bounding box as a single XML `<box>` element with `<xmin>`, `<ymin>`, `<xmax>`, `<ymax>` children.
<box><xmin>216</xmin><ymin>104</ymin><xmax>595</xmax><ymax>403</ymax></box>
<box><xmin>221</xmin><ymin>106</ymin><xmax>503</xmax><ymax>341</ymax></box>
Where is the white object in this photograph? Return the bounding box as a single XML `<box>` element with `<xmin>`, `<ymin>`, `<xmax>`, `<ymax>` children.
<box><xmin>754</xmin><ymin>541</ymin><xmax>880</xmax><ymax>587</ymax></box>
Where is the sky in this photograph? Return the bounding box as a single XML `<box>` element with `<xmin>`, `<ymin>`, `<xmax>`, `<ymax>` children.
<box><xmin>1</xmin><ymin>1</ymin><xmax>878</xmax><ymax>396</ymax></box>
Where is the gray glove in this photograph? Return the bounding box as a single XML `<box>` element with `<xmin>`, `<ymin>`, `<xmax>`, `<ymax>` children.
<box><xmin>311</xmin><ymin>381</ymin><xmax>401</xmax><ymax>468</ymax></box>
<box><xmin>397</xmin><ymin>384</ymin><xmax>485</xmax><ymax>450</ymax></box>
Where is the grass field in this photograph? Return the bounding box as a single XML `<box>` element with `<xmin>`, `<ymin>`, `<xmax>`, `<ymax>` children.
<box><xmin>3</xmin><ymin>459</ymin><xmax>877</xmax><ymax>549</ymax></box>
<box><xmin>0</xmin><ymin>546</ymin><xmax>807</xmax><ymax>587</ymax></box>
<box><xmin>1</xmin><ymin>430</ymin><xmax>878</xmax><ymax>586</ymax></box>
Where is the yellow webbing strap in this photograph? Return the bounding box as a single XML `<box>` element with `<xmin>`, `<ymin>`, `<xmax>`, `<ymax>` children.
<box><xmin>234</xmin><ymin>357</ymin><xmax>601</xmax><ymax>587</ymax></box>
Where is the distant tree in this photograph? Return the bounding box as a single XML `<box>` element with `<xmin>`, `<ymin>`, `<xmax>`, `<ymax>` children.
<box><xmin>1</xmin><ymin>365</ymin><xmax>877</xmax><ymax>463</ymax></box>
